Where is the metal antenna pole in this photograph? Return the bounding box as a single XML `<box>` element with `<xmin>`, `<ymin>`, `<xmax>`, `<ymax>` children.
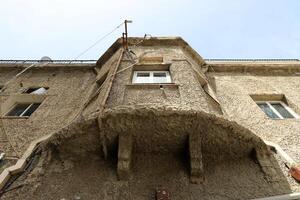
<box><xmin>124</xmin><ymin>20</ymin><xmax>132</xmax><ymax>50</ymax></box>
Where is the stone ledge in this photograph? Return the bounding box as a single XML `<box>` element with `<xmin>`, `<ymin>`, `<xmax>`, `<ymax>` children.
<box><xmin>0</xmin><ymin>133</ymin><xmax>52</xmax><ymax>191</ymax></box>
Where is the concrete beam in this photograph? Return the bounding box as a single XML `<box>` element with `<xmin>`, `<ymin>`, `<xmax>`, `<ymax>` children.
<box><xmin>117</xmin><ymin>133</ymin><xmax>133</xmax><ymax>181</ymax></box>
<box><xmin>189</xmin><ymin>132</ymin><xmax>204</xmax><ymax>184</ymax></box>
<box><xmin>256</xmin><ymin>148</ymin><xmax>290</xmax><ymax>191</ymax></box>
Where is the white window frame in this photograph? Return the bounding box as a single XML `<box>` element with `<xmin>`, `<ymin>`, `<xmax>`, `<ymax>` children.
<box><xmin>132</xmin><ymin>71</ymin><xmax>172</xmax><ymax>84</ymax></box>
<box><xmin>6</xmin><ymin>103</ymin><xmax>40</xmax><ymax>117</ymax></box>
<box><xmin>23</xmin><ymin>87</ymin><xmax>48</xmax><ymax>94</ymax></box>
<box><xmin>256</xmin><ymin>100</ymin><xmax>299</xmax><ymax>119</ymax></box>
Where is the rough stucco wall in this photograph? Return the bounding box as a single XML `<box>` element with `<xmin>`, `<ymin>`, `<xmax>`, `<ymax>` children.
<box><xmin>95</xmin><ymin>105</ymin><xmax>290</xmax><ymax>199</ymax></box>
<box><xmin>99</xmin><ymin>105</ymin><xmax>266</xmax><ymax>155</ymax></box>
<box><xmin>0</xmin><ymin>68</ymin><xmax>96</xmax><ymax>157</ymax></box>
<box><xmin>0</xmin><ymin>41</ymin><xmax>296</xmax><ymax>199</ymax></box>
<box><xmin>211</xmin><ymin>73</ymin><xmax>300</xmax><ymax>191</ymax></box>
<box><xmin>0</xmin><ymin>69</ymin><xmax>20</xmax><ymax>86</ymax></box>
<box><xmin>106</xmin><ymin>46</ymin><xmax>220</xmax><ymax>114</ymax></box>
<box><xmin>0</xmin><ymin>113</ymin><xmax>289</xmax><ymax>200</ymax></box>
<box><xmin>1</xmin><ymin>149</ymin><xmax>289</xmax><ymax>200</ymax></box>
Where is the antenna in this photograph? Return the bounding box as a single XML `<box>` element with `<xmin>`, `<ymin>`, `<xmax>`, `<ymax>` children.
<box><xmin>122</xmin><ymin>20</ymin><xmax>132</xmax><ymax>50</ymax></box>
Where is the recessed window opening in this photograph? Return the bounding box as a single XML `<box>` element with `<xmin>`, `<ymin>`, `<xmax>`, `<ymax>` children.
<box><xmin>6</xmin><ymin>103</ymin><xmax>41</xmax><ymax>117</ymax></box>
<box><xmin>133</xmin><ymin>71</ymin><xmax>171</xmax><ymax>84</ymax></box>
<box><xmin>24</xmin><ymin>87</ymin><xmax>49</xmax><ymax>94</ymax></box>
<box><xmin>256</xmin><ymin>101</ymin><xmax>298</xmax><ymax>119</ymax></box>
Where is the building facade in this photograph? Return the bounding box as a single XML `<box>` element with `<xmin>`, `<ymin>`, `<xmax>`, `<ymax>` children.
<box><xmin>0</xmin><ymin>37</ymin><xmax>299</xmax><ymax>199</ymax></box>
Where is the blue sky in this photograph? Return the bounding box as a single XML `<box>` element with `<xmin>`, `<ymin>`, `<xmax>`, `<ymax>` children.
<box><xmin>1</xmin><ymin>0</ymin><xmax>300</xmax><ymax>60</ymax></box>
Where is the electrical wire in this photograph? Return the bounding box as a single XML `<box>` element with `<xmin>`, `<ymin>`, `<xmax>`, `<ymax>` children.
<box><xmin>69</xmin><ymin>22</ymin><xmax>124</xmax><ymax>63</ymax></box>
<box><xmin>0</xmin><ymin>20</ymin><xmax>125</xmax><ymax>169</ymax></box>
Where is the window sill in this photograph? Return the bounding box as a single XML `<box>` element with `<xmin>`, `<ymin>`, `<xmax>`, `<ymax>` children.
<box><xmin>266</xmin><ymin>117</ymin><xmax>300</xmax><ymax>120</ymax></box>
<box><xmin>0</xmin><ymin>93</ymin><xmax>56</xmax><ymax>96</ymax></box>
<box><xmin>0</xmin><ymin>116</ymin><xmax>29</xmax><ymax>119</ymax></box>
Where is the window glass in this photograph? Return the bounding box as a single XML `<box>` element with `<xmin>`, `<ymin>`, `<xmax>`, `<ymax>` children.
<box><xmin>6</xmin><ymin>104</ymin><xmax>31</xmax><ymax>117</ymax></box>
<box><xmin>135</xmin><ymin>72</ymin><xmax>151</xmax><ymax>83</ymax></box>
<box><xmin>24</xmin><ymin>87</ymin><xmax>48</xmax><ymax>94</ymax></box>
<box><xmin>6</xmin><ymin>103</ymin><xmax>41</xmax><ymax>117</ymax></box>
<box><xmin>257</xmin><ymin>103</ymin><xmax>280</xmax><ymax>119</ymax></box>
<box><xmin>153</xmin><ymin>72</ymin><xmax>166</xmax><ymax>77</ymax></box>
<box><xmin>271</xmin><ymin>103</ymin><xmax>294</xmax><ymax>119</ymax></box>
<box><xmin>23</xmin><ymin>103</ymin><xmax>41</xmax><ymax>117</ymax></box>
<box><xmin>137</xmin><ymin>72</ymin><xmax>150</xmax><ymax>77</ymax></box>
<box><xmin>153</xmin><ymin>72</ymin><xmax>168</xmax><ymax>83</ymax></box>
<box><xmin>133</xmin><ymin>71</ymin><xmax>171</xmax><ymax>84</ymax></box>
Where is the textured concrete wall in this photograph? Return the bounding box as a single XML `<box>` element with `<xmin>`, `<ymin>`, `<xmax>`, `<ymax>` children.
<box><xmin>211</xmin><ymin>73</ymin><xmax>300</xmax><ymax>191</ymax></box>
<box><xmin>212</xmin><ymin>74</ymin><xmax>300</xmax><ymax>157</ymax></box>
<box><xmin>94</xmin><ymin>44</ymin><xmax>292</xmax><ymax>198</ymax></box>
<box><xmin>106</xmin><ymin>46</ymin><xmax>220</xmax><ymax>114</ymax></box>
<box><xmin>0</xmin><ymin>68</ymin><xmax>96</xmax><ymax>157</ymax></box>
<box><xmin>0</xmin><ymin>69</ymin><xmax>20</xmax><ymax>86</ymax></box>
<box><xmin>0</xmin><ymin>39</ymin><xmax>296</xmax><ymax>199</ymax></box>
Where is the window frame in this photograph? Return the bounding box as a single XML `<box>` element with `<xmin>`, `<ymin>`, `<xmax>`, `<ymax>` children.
<box><xmin>132</xmin><ymin>71</ymin><xmax>172</xmax><ymax>84</ymax></box>
<box><xmin>255</xmin><ymin>100</ymin><xmax>299</xmax><ymax>119</ymax></box>
<box><xmin>23</xmin><ymin>87</ymin><xmax>49</xmax><ymax>94</ymax></box>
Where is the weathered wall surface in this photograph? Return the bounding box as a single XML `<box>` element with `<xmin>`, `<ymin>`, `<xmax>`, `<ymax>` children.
<box><xmin>0</xmin><ymin>68</ymin><xmax>20</xmax><ymax>86</ymax></box>
<box><xmin>211</xmin><ymin>73</ymin><xmax>300</xmax><ymax>191</ymax></box>
<box><xmin>0</xmin><ymin>149</ymin><xmax>289</xmax><ymax>200</ymax></box>
<box><xmin>99</xmin><ymin>105</ymin><xmax>266</xmax><ymax>155</ymax></box>
<box><xmin>106</xmin><ymin>46</ymin><xmax>220</xmax><ymax>114</ymax></box>
<box><xmin>0</xmin><ymin>67</ymin><xmax>96</xmax><ymax>157</ymax></box>
<box><xmin>0</xmin><ymin>39</ymin><xmax>297</xmax><ymax>199</ymax></box>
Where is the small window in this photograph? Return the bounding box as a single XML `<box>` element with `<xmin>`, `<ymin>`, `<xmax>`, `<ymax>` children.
<box><xmin>24</xmin><ymin>87</ymin><xmax>48</xmax><ymax>94</ymax></box>
<box><xmin>133</xmin><ymin>71</ymin><xmax>171</xmax><ymax>84</ymax></box>
<box><xmin>6</xmin><ymin>103</ymin><xmax>41</xmax><ymax>117</ymax></box>
<box><xmin>256</xmin><ymin>101</ymin><xmax>298</xmax><ymax>119</ymax></box>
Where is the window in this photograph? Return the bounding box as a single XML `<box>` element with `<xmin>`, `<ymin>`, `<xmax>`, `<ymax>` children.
<box><xmin>23</xmin><ymin>87</ymin><xmax>48</xmax><ymax>94</ymax></box>
<box><xmin>6</xmin><ymin>103</ymin><xmax>41</xmax><ymax>117</ymax></box>
<box><xmin>133</xmin><ymin>71</ymin><xmax>171</xmax><ymax>84</ymax></box>
<box><xmin>256</xmin><ymin>101</ymin><xmax>298</xmax><ymax>119</ymax></box>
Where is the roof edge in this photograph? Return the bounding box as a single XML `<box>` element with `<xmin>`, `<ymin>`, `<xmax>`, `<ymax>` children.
<box><xmin>96</xmin><ymin>37</ymin><xmax>206</xmax><ymax>67</ymax></box>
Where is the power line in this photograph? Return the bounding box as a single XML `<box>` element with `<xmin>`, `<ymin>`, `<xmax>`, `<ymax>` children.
<box><xmin>69</xmin><ymin>22</ymin><xmax>124</xmax><ymax>63</ymax></box>
<box><xmin>0</xmin><ymin>21</ymin><xmax>125</xmax><ymax>159</ymax></box>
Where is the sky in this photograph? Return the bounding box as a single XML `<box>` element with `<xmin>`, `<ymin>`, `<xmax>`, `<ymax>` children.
<box><xmin>0</xmin><ymin>0</ymin><xmax>300</xmax><ymax>60</ymax></box>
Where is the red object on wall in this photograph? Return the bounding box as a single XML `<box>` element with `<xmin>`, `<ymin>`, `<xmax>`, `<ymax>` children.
<box><xmin>290</xmin><ymin>165</ymin><xmax>300</xmax><ymax>181</ymax></box>
<box><xmin>156</xmin><ymin>188</ymin><xmax>171</xmax><ymax>200</ymax></box>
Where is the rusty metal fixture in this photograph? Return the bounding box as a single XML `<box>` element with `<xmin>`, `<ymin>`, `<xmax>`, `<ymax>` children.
<box><xmin>156</xmin><ymin>188</ymin><xmax>171</xmax><ymax>200</ymax></box>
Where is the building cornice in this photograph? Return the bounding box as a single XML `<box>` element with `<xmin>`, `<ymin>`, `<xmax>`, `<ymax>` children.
<box><xmin>96</xmin><ymin>37</ymin><xmax>206</xmax><ymax>68</ymax></box>
<box><xmin>206</xmin><ymin>61</ymin><xmax>300</xmax><ymax>75</ymax></box>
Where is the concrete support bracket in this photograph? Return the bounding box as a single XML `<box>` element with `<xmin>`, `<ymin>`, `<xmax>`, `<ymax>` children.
<box><xmin>189</xmin><ymin>132</ymin><xmax>204</xmax><ymax>184</ymax></box>
<box><xmin>256</xmin><ymin>148</ymin><xmax>290</xmax><ymax>191</ymax></box>
<box><xmin>117</xmin><ymin>133</ymin><xmax>132</xmax><ymax>181</ymax></box>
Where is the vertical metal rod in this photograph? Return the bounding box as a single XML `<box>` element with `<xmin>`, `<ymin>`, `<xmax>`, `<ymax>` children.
<box><xmin>124</xmin><ymin>20</ymin><xmax>128</xmax><ymax>50</ymax></box>
<box><xmin>122</xmin><ymin>33</ymin><xmax>125</xmax><ymax>49</ymax></box>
